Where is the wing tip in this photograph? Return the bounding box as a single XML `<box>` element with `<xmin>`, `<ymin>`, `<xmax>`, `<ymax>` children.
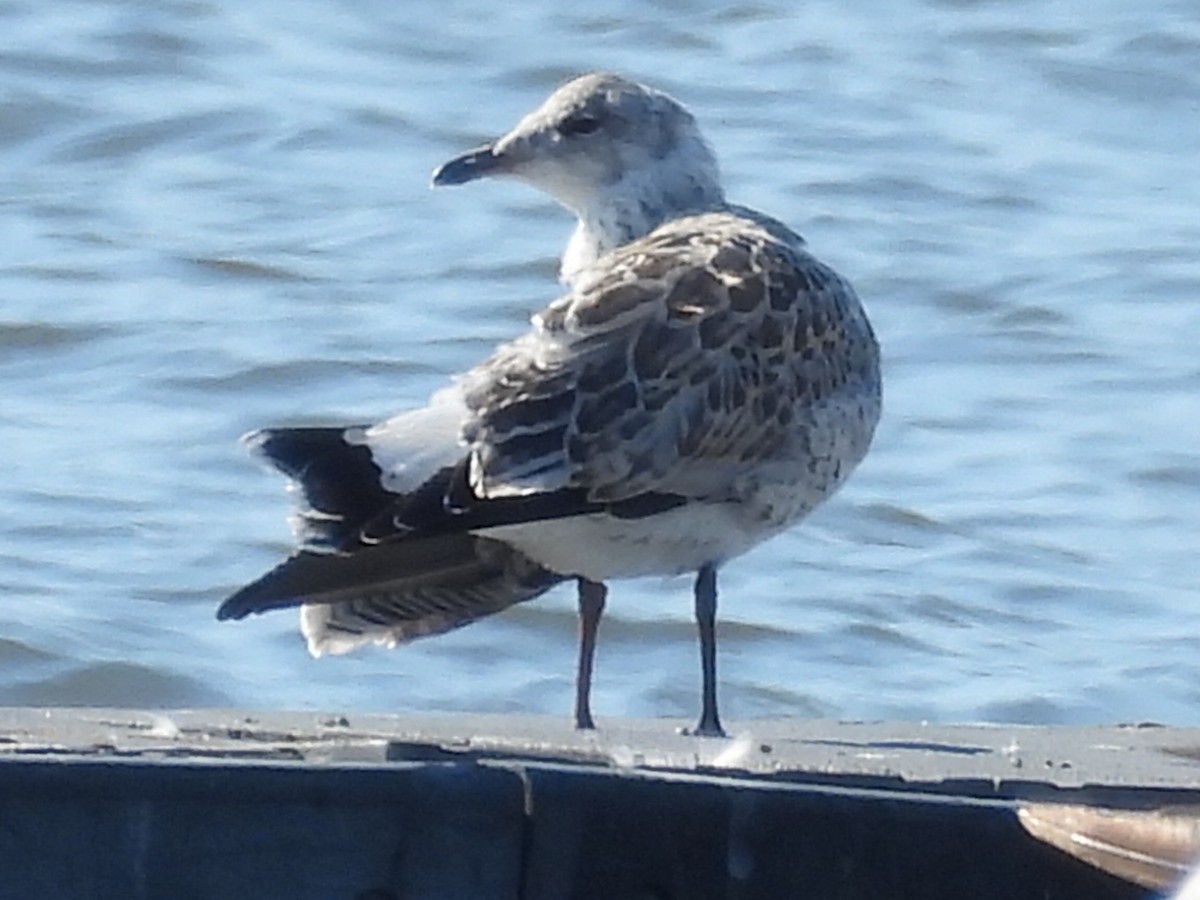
<box><xmin>216</xmin><ymin>560</ymin><xmax>305</xmax><ymax>621</ymax></box>
<box><xmin>215</xmin><ymin>592</ymin><xmax>276</xmax><ymax>622</ymax></box>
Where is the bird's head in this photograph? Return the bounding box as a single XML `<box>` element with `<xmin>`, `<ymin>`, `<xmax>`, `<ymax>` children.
<box><xmin>432</xmin><ymin>73</ymin><xmax>723</xmax><ymax>223</ymax></box>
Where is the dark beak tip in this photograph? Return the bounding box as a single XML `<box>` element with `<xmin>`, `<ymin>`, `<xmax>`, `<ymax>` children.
<box><xmin>430</xmin><ymin>144</ymin><xmax>499</xmax><ymax>188</ymax></box>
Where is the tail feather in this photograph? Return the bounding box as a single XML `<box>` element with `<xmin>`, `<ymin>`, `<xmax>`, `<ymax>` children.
<box><xmin>244</xmin><ymin>426</ymin><xmax>387</xmax><ymax>551</ymax></box>
<box><xmin>224</xmin><ymin>421</ymin><xmax>681</xmax><ymax>651</ymax></box>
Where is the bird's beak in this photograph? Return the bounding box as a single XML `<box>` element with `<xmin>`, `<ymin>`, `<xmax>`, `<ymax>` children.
<box><xmin>431</xmin><ymin>143</ymin><xmax>505</xmax><ymax>187</ymax></box>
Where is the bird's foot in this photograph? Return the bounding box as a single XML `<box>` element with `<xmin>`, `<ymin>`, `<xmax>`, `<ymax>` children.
<box><xmin>682</xmin><ymin>714</ymin><xmax>726</xmax><ymax>739</ymax></box>
<box><xmin>574</xmin><ymin>711</ymin><xmax>597</xmax><ymax>731</ymax></box>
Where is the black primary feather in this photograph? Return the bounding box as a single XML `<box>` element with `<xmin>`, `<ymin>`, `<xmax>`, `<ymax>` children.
<box><xmin>219</xmin><ymin>425</ymin><xmax>686</xmax><ymax>633</ymax></box>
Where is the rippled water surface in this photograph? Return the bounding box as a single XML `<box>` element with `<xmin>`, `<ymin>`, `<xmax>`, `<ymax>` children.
<box><xmin>2</xmin><ymin>0</ymin><xmax>1198</xmax><ymax>727</ymax></box>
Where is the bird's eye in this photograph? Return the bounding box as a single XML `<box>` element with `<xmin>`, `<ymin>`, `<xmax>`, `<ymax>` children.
<box><xmin>557</xmin><ymin>114</ymin><xmax>602</xmax><ymax>137</ymax></box>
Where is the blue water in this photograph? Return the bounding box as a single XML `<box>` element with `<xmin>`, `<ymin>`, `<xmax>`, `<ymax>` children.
<box><xmin>2</xmin><ymin>0</ymin><xmax>1198</xmax><ymax>728</ymax></box>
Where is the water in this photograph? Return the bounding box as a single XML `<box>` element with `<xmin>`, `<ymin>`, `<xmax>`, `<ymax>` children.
<box><xmin>2</xmin><ymin>0</ymin><xmax>1198</xmax><ymax>728</ymax></box>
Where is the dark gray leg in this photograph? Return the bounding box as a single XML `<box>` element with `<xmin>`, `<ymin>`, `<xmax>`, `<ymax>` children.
<box><xmin>692</xmin><ymin>564</ymin><xmax>726</xmax><ymax>737</ymax></box>
<box><xmin>574</xmin><ymin>578</ymin><xmax>607</xmax><ymax>730</ymax></box>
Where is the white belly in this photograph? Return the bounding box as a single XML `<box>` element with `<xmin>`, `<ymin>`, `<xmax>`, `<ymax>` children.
<box><xmin>478</xmin><ymin>501</ymin><xmax>787</xmax><ymax>582</ymax></box>
<box><xmin>475</xmin><ymin>388</ymin><xmax>879</xmax><ymax>582</ymax></box>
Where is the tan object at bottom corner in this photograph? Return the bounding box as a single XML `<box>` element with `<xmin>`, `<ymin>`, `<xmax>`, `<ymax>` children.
<box><xmin>1019</xmin><ymin>803</ymin><xmax>1200</xmax><ymax>891</ymax></box>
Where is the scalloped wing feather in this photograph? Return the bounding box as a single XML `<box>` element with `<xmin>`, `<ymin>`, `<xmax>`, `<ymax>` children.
<box><xmin>460</xmin><ymin>211</ymin><xmax>880</xmax><ymax>506</ymax></box>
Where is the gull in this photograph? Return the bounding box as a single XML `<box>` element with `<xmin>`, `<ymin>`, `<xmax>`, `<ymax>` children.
<box><xmin>217</xmin><ymin>73</ymin><xmax>882</xmax><ymax>737</ymax></box>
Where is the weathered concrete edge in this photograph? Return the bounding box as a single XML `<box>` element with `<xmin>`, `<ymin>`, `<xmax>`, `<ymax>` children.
<box><xmin>3</xmin><ymin>707</ymin><xmax>1200</xmax><ymax>804</ymax></box>
<box><xmin>2</xmin><ymin>709</ymin><xmax>1191</xmax><ymax>899</ymax></box>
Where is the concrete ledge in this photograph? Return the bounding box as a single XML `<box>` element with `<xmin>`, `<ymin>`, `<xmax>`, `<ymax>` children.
<box><xmin>3</xmin><ymin>709</ymin><xmax>1199</xmax><ymax>898</ymax></box>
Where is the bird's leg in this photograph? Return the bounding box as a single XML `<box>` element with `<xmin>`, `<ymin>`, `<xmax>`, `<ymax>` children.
<box><xmin>692</xmin><ymin>563</ymin><xmax>726</xmax><ymax>737</ymax></box>
<box><xmin>574</xmin><ymin>578</ymin><xmax>607</xmax><ymax>730</ymax></box>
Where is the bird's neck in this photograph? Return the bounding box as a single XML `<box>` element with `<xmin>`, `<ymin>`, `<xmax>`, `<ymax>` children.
<box><xmin>559</xmin><ymin>165</ymin><xmax>725</xmax><ymax>286</ymax></box>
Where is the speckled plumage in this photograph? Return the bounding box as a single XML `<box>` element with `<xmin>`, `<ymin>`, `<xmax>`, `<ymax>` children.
<box><xmin>219</xmin><ymin>73</ymin><xmax>882</xmax><ymax>736</ymax></box>
<box><xmin>463</xmin><ymin>211</ymin><xmax>879</xmax><ymax>512</ymax></box>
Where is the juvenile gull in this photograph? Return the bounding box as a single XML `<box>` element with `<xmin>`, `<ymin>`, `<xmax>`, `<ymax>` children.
<box><xmin>218</xmin><ymin>73</ymin><xmax>882</xmax><ymax>737</ymax></box>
